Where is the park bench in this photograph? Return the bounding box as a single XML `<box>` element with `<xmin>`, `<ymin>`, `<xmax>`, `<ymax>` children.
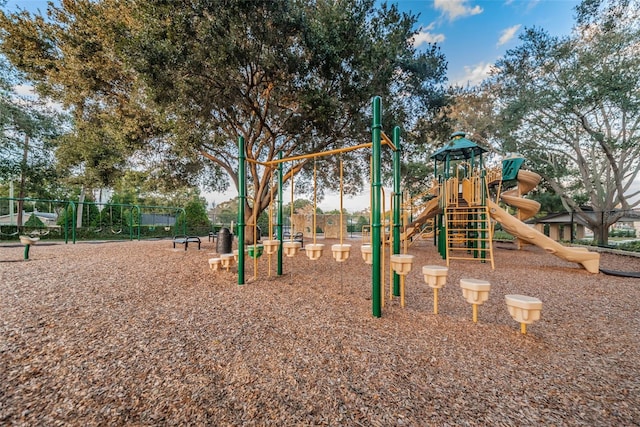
<box><xmin>173</xmin><ymin>235</ymin><xmax>201</xmax><ymax>251</ymax></box>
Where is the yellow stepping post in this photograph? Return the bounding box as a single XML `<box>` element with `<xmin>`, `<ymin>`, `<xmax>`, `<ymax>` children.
<box><xmin>422</xmin><ymin>265</ymin><xmax>448</xmax><ymax>314</ymax></box>
<box><xmin>360</xmin><ymin>244</ymin><xmax>373</xmax><ymax>265</ymax></box>
<box><xmin>460</xmin><ymin>278</ymin><xmax>491</xmax><ymax>323</ymax></box>
<box><xmin>390</xmin><ymin>254</ymin><xmax>415</xmax><ymax>308</ymax></box>
<box><xmin>505</xmin><ymin>294</ymin><xmax>542</xmax><ymax>334</ymax></box>
<box><xmin>208</xmin><ymin>257</ymin><xmax>221</xmax><ymax>271</ymax></box>
<box><xmin>220</xmin><ymin>253</ymin><xmax>235</xmax><ymax>272</ymax></box>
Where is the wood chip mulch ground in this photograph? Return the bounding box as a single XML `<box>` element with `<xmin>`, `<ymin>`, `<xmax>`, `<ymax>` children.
<box><xmin>1</xmin><ymin>237</ymin><xmax>639</xmax><ymax>426</ymax></box>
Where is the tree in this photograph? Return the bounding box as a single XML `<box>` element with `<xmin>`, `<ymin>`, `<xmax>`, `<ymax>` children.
<box><xmin>130</xmin><ymin>0</ymin><xmax>448</xmax><ymax>242</ymax></box>
<box><xmin>0</xmin><ymin>0</ymin><xmax>448</xmax><ymax>242</ymax></box>
<box><xmin>491</xmin><ymin>0</ymin><xmax>640</xmax><ymax>244</ymax></box>
<box><xmin>445</xmin><ymin>85</ymin><xmax>502</xmax><ymax>156</ymax></box>
<box><xmin>0</xmin><ymin>1</ymin><xmax>210</xmax><ymax>196</ymax></box>
<box><xmin>180</xmin><ymin>196</ymin><xmax>210</xmax><ymax>234</ymax></box>
<box><xmin>0</xmin><ymin>56</ymin><xmax>64</xmax><ymax>224</ymax></box>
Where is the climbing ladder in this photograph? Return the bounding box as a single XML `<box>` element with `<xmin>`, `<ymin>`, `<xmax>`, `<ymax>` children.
<box><xmin>442</xmin><ymin>176</ymin><xmax>494</xmax><ymax>269</ymax></box>
<box><xmin>445</xmin><ymin>205</ymin><xmax>494</xmax><ymax>269</ymax></box>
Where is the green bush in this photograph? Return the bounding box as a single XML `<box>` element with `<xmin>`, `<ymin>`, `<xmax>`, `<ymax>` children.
<box><xmin>609</xmin><ymin>229</ymin><xmax>636</xmax><ymax>238</ymax></box>
<box><xmin>24</xmin><ymin>214</ymin><xmax>46</xmax><ymax>228</ymax></box>
<box><xmin>493</xmin><ymin>230</ymin><xmax>515</xmax><ymax>241</ymax></box>
<box><xmin>616</xmin><ymin>240</ymin><xmax>640</xmax><ymax>252</ymax></box>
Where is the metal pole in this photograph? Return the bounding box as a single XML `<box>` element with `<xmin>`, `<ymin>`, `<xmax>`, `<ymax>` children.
<box><xmin>570</xmin><ymin>210</ymin><xmax>574</xmax><ymax>244</ymax></box>
<box><xmin>136</xmin><ymin>205</ymin><xmax>141</xmax><ymax>241</ymax></box>
<box><xmin>238</xmin><ymin>136</ymin><xmax>246</xmax><ymax>285</ymax></box>
<box><xmin>71</xmin><ymin>201</ymin><xmax>76</xmax><ymax>243</ymax></box>
<box><xmin>277</xmin><ymin>151</ymin><xmax>284</xmax><ymax>275</ymax></box>
<box><xmin>372</xmin><ymin>96</ymin><xmax>382</xmax><ymax>318</ymax></box>
<box><xmin>129</xmin><ymin>206</ymin><xmax>134</xmax><ymax>241</ymax></box>
<box><xmin>392</xmin><ymin>125</ymin><xmax>401</xmax><ymax>297</ymax></box>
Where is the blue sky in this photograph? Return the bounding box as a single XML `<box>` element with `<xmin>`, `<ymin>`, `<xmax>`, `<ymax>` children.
<box><xmin>397</xmin><ymin>0</ymin><xmax>580</xmax><ymax>86</ymax></box>
<box><xmin>5</xmin><ymin>0</ymin><xmax>581</xmax><ymax>88</ymax></box>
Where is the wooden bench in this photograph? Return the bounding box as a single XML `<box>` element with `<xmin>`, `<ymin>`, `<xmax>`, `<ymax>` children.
<box><xmin>173</xmin><ymin>235</ymin><xmax>201</xmax><ymax>250</ymax></box>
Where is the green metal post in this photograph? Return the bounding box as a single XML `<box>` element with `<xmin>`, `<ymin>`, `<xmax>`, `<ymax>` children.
<box><xmin>392</xmin><ymin>125</ymin><xmax>402</xmax><ymax>297</ymax></box>
<box><xmin>23</xmin><ymin>243</ymin><xmax>30</xmax><ymax>260</ymax></box>
<box><xmin>277</xmin><ymin>151</ymin><xmax>284</xmax><ymax>276</ymax></box>
<box><xmin>238</xmin><ymin>136</ymin><xmax>246</xmax><ymax>285</ymax></box>
<box><xmin>372</xmin><ymin>96</ymin><xmax>382</xmax><ymax>318</ymax></box>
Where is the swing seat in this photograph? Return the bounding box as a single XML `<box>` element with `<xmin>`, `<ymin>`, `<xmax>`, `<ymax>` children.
<box><xmin>20</xmin><ymin>235</ymin><xmax>40</xmax><ymax>245</ymax></box>
<box><xmin>283</xmin><ymin>231</ymin><xmax>304</xmax><ymax>248</ymax></box>
<box><xmin>27</xmin><ymin>229</ymin><xmax>50</xmax><ymax>237</ymax></box>
<box><xmin>173</xmin><ymin>235</ymin><xmax>201</xmax><ymax>250</ymax></box>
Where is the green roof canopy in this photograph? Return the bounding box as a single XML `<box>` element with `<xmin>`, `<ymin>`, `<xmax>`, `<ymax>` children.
<box><xmin>430</xmin><ymin>132</ymin><xmax>487</xmax><ymax>162</ymax></box>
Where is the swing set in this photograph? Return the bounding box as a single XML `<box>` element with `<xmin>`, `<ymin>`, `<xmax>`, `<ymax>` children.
<box><xmin>0</xmin><ymin>197</ymin><xmax>75</xmax><ymax>243</ymax></box>
<box><xmin>236</xmin><ymin>96</ymin><xmax>408</xmax><ymax>318</ymax></box>
<box><xmin>78</xmin><ymin>201</ymin><xmax>140</xmax><ymax>239</ymax></box>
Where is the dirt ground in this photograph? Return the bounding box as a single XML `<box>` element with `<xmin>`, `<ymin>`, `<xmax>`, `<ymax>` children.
<box><xmin>1</xmin><ymin>237</ymin><xmax>639</xmax><ymax>426</ymax></box>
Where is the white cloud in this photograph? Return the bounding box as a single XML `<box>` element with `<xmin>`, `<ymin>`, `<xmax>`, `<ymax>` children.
<box><xmin>411</xmin><ymin>25</ymin><xmax>446</xmax><ymax>47</ymax></box>
<box><xmin>497</xmin><ymin>24</ymin><xmax>521</xmax><ymax>47</ymax></box>
<box><xmin>451</xmin><ymin>62</ymin><xmax>494</xmax><ymax>87</ymax></box>
<box><xmin>434</xmin><ymin>0</ymin><xmax>483</xmax><ymax>21</ymax></box>
<box><xmin>526</xmin><ymin>0</ymin><xmax>541</xmax><ymax>12</ymax></box>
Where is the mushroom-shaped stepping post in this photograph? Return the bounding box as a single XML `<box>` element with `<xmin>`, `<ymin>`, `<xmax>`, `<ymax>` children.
<box><xmin>505</xmin><ymin>294</ymin><xmax>542</xmax><ymax>334</ymax></box>
<box><xmin>208</xmin><ymin>257</ymin><xmax>222</xmax><ymax>271</ymax></box>
<box><xmin>233</xmin><ymin>248</ymin><xmax>248</xmax><ymax>262</ymax></box>
<box><xmin>460</xmin><ymin>278</ymin><xmax>491</xmax><ymax>323</ymax></box>
<box><xmin>422</xmin><ymin>265</ymin><xmax>449</xmax><ymax>314</ymax></box>
<box><xmin>262</xmin><ymin>239</ymin><xmax>280</xmax><ymax>255</ymax></box>
<box><xmin>283</xmin><ymin>241</ymin><xmax>301</xmax><ymax>258</ymax></box>
<box><xmin>360</xmin><ymin>244</ymin><xmax>373</xmax><ymax>265</ymax></box>
<box><xmin>331</xmin><ymin>244</ymin><xmax>351</xmax><ymax>263</ymax></box>
<box><xmin>247</xmin><ymin>244</ymin><xmax>264</xmax><ymax>259</ymax></box>
<box><xmin>220</xmin><ymin>253</ymin><xmax>235</xmax><ymax>272</ymax></box>
<box><xmin>390</xmin><ymin>254</ymin><xmax>415</xmax><ymax>308</ymax></box>
<box><xmin>304</xmin><ymin>243</ymin><xmax>325</xmax><ymax>261</ymax></box>
<box><xmin>19</xmin><ymin>235</ymin><xmax>39</xmax><ymax>260</ymax></box>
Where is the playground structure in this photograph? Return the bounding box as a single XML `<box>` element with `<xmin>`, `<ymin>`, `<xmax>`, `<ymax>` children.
<box><xmin>392</xmin><ymin>132</ymin><xmax>600</xmax><ymax>274</ymax></box>
<box><xmin>234</xmin><ymin>96</ymin><xmax>401</xmax><ymax>317</ymax></box>
<box><xmin>227</xmin><ymin>96</ymin><xmax>601</xmax><ymax>319</ymax></box>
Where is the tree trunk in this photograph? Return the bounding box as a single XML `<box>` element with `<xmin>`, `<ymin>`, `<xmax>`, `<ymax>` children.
<box><xmin>17</xmin><ymin>134</ymin><xmax>29</xmax><ymax>228</ymax></box>
<box><xmin>77</xmin><ymin>187</ymin><xmax>85</xmax><ymax>229</ymax></box>
<box><xmin>243</xmin><ymin>206</ymin><xmax>260</xmax><ymax>245</ymax></box>
<box><xmin>590</xmin><ymin>223</ymin><xmax>608</xmax><ymax>246</ymax></box>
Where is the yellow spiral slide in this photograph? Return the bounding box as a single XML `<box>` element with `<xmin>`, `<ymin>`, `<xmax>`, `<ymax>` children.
<box><xmin>488</xmin><ymin>170</ymin><xmax>600</xmax><ymax>273</ymax></box>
